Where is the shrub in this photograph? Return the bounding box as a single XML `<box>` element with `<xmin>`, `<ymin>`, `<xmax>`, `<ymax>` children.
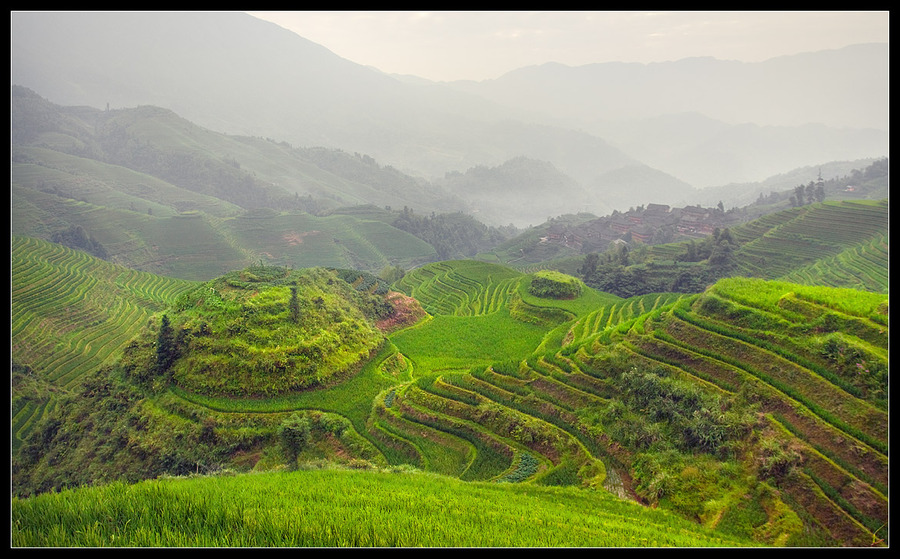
<box><xmin>528</xmin><ymin>270</ymin><xmax>583</xmax><ymax>299</ymax></box>
<box><xmin>278</xmin><ymin>413</ymin><xmax>312</xmax><ymax>468</ymax></box>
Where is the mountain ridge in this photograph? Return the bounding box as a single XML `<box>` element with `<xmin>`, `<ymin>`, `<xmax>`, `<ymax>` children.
<box><xmin>11</xmin><ymin>12</ymin><xmax>887</xmax><ymax>213</ymax></box>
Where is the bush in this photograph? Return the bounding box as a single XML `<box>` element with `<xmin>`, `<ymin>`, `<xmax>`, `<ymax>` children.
<box><xmin>528</xmin><ymin>270</ymin><xmax>583</xmax><ymax>299</ymax></box>
<box><xmin>278</xmin><ymin>414</ymin><xmax>311</xmax><ymax>468</ymax></box>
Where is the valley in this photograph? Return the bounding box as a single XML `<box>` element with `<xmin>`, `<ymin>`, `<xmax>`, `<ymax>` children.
<box><xmin>10</xmin><ymin>11</ymin><xmax>888</xmax><ymax>549</ymax></box>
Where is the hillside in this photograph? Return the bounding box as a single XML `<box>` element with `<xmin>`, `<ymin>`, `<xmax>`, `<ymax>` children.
<box><xmin>11</xmin><ymin>87</ymin><xmax>469</xmax><ymax>279</ymax></box>
<box><xmin>10</xmin><ymin>12</ymin><xmax>642</xmax><ymax>204</ymax></box>
<box><xmin>12</xmin><ymin>250</ymin><xmax>889</xmax><ymax>546</ymax></box>
<box><xmin>10</xmin><ymin>11</ymin><xmax>891</xmax><ymax>550</ymax></box>
<box><xmin>529</xmin><ymin>199</ymin><xmax>890</xmax><ymax>299</ymax></box>
<box><xmin>11</xmin><ymin>236</ymin><xmax>197</xmax><ymax>454</ymax></box>
<box><xmin>381</xmin><ymin>268</ymin><xmax>888</xmax><ymax>546</ymax></box>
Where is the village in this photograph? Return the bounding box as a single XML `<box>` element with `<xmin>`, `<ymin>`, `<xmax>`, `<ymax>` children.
<box><xmin>540</xmin><ymin>202</ymin><xmax>745</xmax><ymax>253</ymax></box>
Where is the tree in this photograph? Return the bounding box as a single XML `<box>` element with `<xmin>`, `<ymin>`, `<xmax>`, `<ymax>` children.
<box><xmin>156</xmin><ymin>314</ymin><xmax>177</xmax><ymax>374</ymax></box>
<box><xmin>278</xmin><ymin>413</ymin><xmax>311</xmax><ymax>468</ymax></box>
<box><xmin>618</xmin><ymin>245</ymin><xmax>630</xmax><ymax>266</ymax></box>
<box><xmin>814</xmin><ymin>185</ymin><xmax>826</xmax><ymax>203</ymax></box>
<box><xmin>718</xmin><ymin>228</ymin><xmax>734</xmax><ymax>246</ymax></box>
<box><xmin>805</xmin><ymin>181</ymin><xmax>817</xmax><ymax>204</ymax></box>
<box><xmin>579</xmin><ymin>253</ymin><xmax>600</xmax><ymax>279</ymax></box>
<box><xmin>793</xmin><ymin>185</ymin><xmax>805</xmax><ymax>206</ymax></box>
<box><xmin>685</xmin><ymin>240</ymin><xmax>698</xmax><ymax>262</ymax></box>
<box><xmin>708</xmin><ymin>240</ymin><xmax>735</xmax><ymax>270</ymax></box>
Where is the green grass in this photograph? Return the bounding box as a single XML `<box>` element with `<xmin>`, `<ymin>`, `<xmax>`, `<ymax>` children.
<box><xmin>164</xmin><ymin>267</ymin><xmax>385</xmax><ymax>397</ymax></box>
<box><xmin>730</xmin><ymin>200</ymin><xmax>888</xmax><ymax>281</ymax></box>
<box><xmin>605</xmin><ymin>279</ymin><xmax>888</xmax><ymax>545</ymax></box>
<box><xmin>390</xmin><ymin>310</ymin><xmax>551</xmax><ymax>374</ymax></box>
<box><xmin>780</xmin><ymin>231</ymin><xmax>889</xmax><ymax>293</ymax></box>
<box><xmin>11</xmin><ymin>469</ymin><xmax>753</xmax><ymax>547</ymax></box>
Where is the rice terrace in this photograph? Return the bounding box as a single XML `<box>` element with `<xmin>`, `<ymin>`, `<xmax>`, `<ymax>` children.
<box><xmin>10</xmin><ymin>11</ymin><xmax>889</xmax><ymax>549</ymax></box>
<box><xmin>12</xmin><ymin>210</ymin><xmax>889</xmax><ymax>546</ymax></box>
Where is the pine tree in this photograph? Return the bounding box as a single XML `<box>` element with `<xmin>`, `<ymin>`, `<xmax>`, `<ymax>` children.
<box><xmin>156</xmin><ymin>314</ymin><xmax>176</xmax><ymax>373</ymax></box>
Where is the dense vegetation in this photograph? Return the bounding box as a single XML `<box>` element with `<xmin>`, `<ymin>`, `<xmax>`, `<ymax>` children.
<box><xmin>11</xmin><ymin>236</ymin><xmax>196</xmax><ymax>455</ymax></box>
<box><xmin>135</xmin><ymin>266</ymin><xmax>387</xmax><ymax>397</ymax></box>
<box><xmin>391</xmin><ymin>206</ymin><xmax>517</xmax><ymax>260</ymax></box>
<box><xmin>529</xmin><ymin>270</ymin><xmax>584</xmax><ymax>299</ymax></box>
<box><xmin>569</xmin><ymin>200</ymin><xmax>889</xmax><ymax>298</ymax></box>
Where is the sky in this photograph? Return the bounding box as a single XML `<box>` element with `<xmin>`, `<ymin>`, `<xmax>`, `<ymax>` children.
<box><xmin>248</xmin><ymin>10</ymin><xmax>889</xmax><ymax>82</ymax></box>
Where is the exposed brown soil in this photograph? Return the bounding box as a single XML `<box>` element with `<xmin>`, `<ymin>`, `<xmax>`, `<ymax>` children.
<box><xmin>376</xmin><ymin>291</ymin><xmax>427</xmax><ymax>333</ymax></box>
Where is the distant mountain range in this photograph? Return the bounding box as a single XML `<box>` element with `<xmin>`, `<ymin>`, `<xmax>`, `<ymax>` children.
<box><xmin>11</xmin><ymin>11</ymin><xmax>889</xmax><ymax>222</ymax></box>
<box><xmin>447</xmin><ymin>44</ymin><xmax>888</xmax><ymax>130</ymax></box>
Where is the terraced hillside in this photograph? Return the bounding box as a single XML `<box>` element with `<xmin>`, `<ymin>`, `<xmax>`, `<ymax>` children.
<box><xmin>12</xmin><ymin>253</ymin><xmax>888</xmax><ymax>546</ymax></box>
<box><xmin>393</xmin><ymin>260</ymin><xmax>525</xmax><ymax>317</ymax></box>
<box><xmin>376</xmin><ymin>265</ymin><xmax>888</xmax><ymax>546</ymax></box>
<box><xmin>13</xmin><ymin>181</ymin><xmax>439</xmax><ymax>281</ymax></box>
<box><xmin>11</xmin><ymin>236</ymin><xmax>197</xmax><ymax>450</ymax></box>
<box><xmin>780</xmin><ymin>231</ymin><xmax>889</xmax><ymax>293</ymax></box>
<box><xmin>731</xmin><ymin>200</ymin><xmax>889</xmax><ymax>289</ymax></box>
<box><xmin>12</xmin><ymin>88</ymin><xmax>455</xmax><ymax>280</ymax></box>
<box><xmin>580</xmin><ymin>280</ymin><xmax>887</xmax><ymax>545</ymax></box>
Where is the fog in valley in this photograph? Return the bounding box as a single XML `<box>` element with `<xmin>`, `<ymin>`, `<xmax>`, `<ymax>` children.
<box><xmin>11</xmin><ymin>11</ymin><xmax>888</xmax><ymax>227</ymax></box>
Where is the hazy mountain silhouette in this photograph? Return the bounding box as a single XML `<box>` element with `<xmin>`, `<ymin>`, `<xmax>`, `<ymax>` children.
<box><xmin>437</xmin><ymin>157</ymin><xmax>605</xmax><ymax>227</ymax></box>
<box><xmin>587</xmin><ymin>112</ymin><xmax>888</xmax><ymax>188</ymax></box>
<box><xmin>11</xmin><ymin>12</ymin><xmax>888</xmax><ymax>219</ymax></box>
<box><xmin>449</xmin><ymin>44</ymin><xmax>888</xmax><ymax>130</ymax></box>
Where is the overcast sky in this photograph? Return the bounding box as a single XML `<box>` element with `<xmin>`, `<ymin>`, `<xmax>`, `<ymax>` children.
<box><xmin>247</xmin><ymin>11</ymin><xmax>889</xmax><ymax>82</ymax></box>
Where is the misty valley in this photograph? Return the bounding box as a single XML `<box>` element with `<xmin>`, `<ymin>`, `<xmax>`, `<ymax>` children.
<box><xmin>10</xmin><ymin>12</ymin><xmax>888</xmax><ymax>548</ymax></box>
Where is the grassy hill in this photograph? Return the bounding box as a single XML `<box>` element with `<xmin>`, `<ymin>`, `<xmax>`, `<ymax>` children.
<box><xmin>538</xmin><ymin>199</ymin><xmax>890</xmax><ymax>299</ymax></box>
<box><xmin>11</xmin><ymin>86</ymin><xmax>463</xmax><ymax>280</ymax></box>
<box><xmin>377</xmin><ymin>270</ymin><xmax>888</xmax><ymax>546</ymax></box>
<box><xmin>12</xmin><ymin>250</ymin><xmax>888</xmax><ymax>546</ymax></box>
<box><xmin>728</xmin><ymin>200</ymin><xmax>889</xmax><ymax>282</ymax></box>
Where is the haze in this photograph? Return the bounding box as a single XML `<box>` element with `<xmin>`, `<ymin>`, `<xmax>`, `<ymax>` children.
<box><xmin>10</xmin><ymin>11</ymin><xmax>889</xmax><ymax>225</ymax></box>
<box><xmin>248</xmin><ymin>10</ymin><xmax>889</xmax><ymax>82</ymax></box>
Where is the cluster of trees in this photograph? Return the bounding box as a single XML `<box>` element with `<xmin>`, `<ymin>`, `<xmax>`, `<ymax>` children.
<box><xmin>614</xmin><ymin>365</ymin><xmax>755</xmax><ymax>456</ymax></box>
<box><xmin>577</xmin><ymin>228</ymin><xmax>738</xmax><ymax>298</ymax></box>
<box><xmin>392</xmin><ymin>207</ymin><xmax>515</xmax><ymax>260</ymax></box>
<box><xmin>50</xmin><ymin>225</ymin><xmax>108</xmax><ymax>260</ymax></box>
<box><xmin>677</xmin><ymin>228</ymin><xmax>737</xmax><ymax>270</ymax></box>
<box><xmin>789</xmin><ymin>181</ymin><xmax>826</xmax><ymax>207</ymax></box>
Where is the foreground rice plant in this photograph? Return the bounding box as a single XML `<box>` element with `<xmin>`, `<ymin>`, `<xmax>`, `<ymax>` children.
<box><xmin>11</xmin><ymin>469</ymin><xmax>753</xmax><ymax>547</ymax></box>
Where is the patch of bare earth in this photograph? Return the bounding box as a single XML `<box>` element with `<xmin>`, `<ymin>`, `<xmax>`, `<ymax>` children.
<box><xmin>376</xmin><ymin>292</ymin><xmax>427</xmax><ymax>333</ymax></box>
<box><xmin>283</xmin><ymin>231</ymin><xmax>319</xmax><ymax>246</ymax></box>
